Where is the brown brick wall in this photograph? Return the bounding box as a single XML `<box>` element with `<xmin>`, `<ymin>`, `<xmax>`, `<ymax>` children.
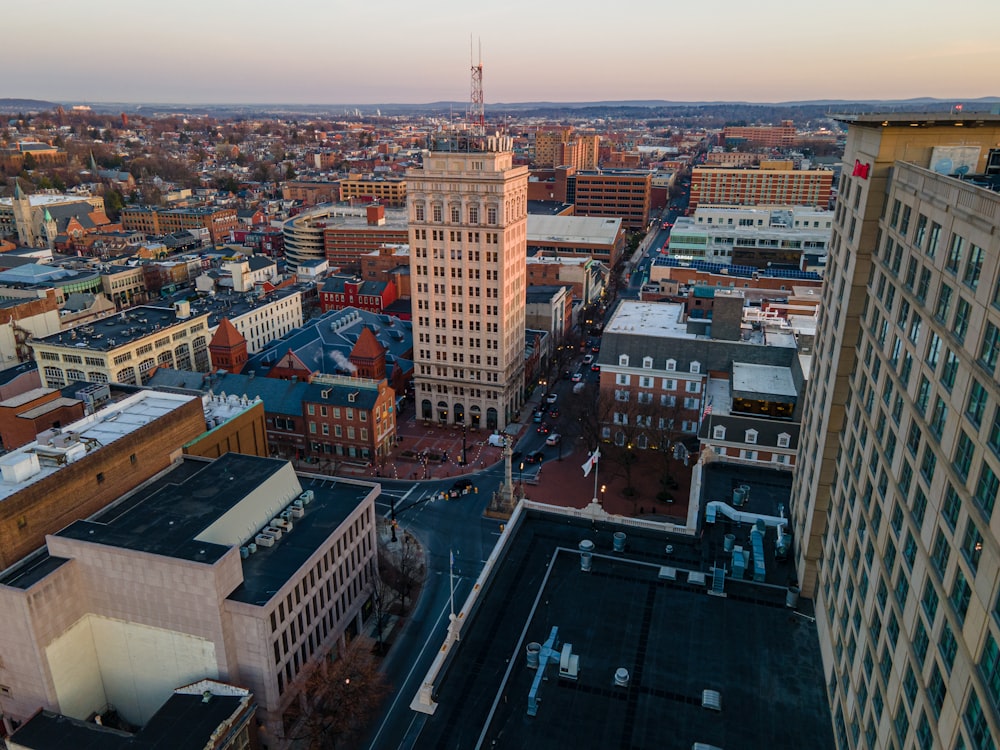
<box><xmin>0</xmin><ymin>397</ymin><xmax>206</xmax><ymax>569</ymax></box>
<box><xmin>0</xmin><ymin>396</ymin><xmax>86</xmax><ymax>451</ymax></box>
<box><xmin>184</xmin><ymin>402</ymin><xmax>269</xmax><ymax>459</ymax></box>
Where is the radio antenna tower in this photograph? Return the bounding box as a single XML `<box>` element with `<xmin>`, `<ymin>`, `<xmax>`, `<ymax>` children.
<box><xmin>469</xmin><ymin>37</ymin><xmax>485</xmax><ymax>136</ymax></box>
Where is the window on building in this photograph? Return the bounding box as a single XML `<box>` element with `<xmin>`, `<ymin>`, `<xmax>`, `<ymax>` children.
<box><xmin>967</xmin><ymin>379</ymin><xmax>989</xmax><ymax>427</ymax></box>
<box><xmin>939</xmin><ymin>620</ymin><xmax>958</xmax><ymax>673</ymax></box>
<box><xmin>975</xmin><ymin>463</ymin><xmax>998</xmax><ymax>519</ymax></box>
<box><xmin>946</xmin><ymin>233</ymin><xmax>965</xmax><ymax>274</ymax></box>
<box><xmin>953</xmin><ymin>298</ymin><xmax>972</xmax><ymax>341</ymax></box>
<box><xmin>954</xmin><ymin>430</ymin><xmax>976</xmax><ymax>480</ymax></box>
<box><xmin>979</xmin><ymin>322</ymin><xmax>1000</xmax><ymax>373</ymax></box>
<box><xmin>963</xmin><ymin>689</ymin><xmax>992</xmax><ymax>750</ymax></box>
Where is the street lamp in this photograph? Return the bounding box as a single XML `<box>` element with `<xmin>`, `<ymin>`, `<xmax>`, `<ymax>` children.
<box><xmin>519</xmin><ymin>461</ymin><xmax>524</xmax><ymax>495</ymax></box>
<box><xmin>600</xmin><ymin>484</ymin><xmax>606</xmax><ymax>506</ymax></box>
<box><xmin>460</xmin><ymin>423</ymin><xmax>467</xmax><ymax>466</ymax></box>
<box><xmin>390</xmin><ymin>496</ymin><xmax>397</xmax><ymax>543</ymax></box>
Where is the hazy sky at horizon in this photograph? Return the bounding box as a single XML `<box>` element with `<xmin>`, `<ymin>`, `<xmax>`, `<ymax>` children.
<box><xmin>4</xmin><ymin>0</ymin><xmax>998</xmax><ymax>106</ymax></box>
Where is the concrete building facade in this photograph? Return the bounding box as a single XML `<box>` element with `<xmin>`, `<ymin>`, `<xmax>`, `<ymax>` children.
<box><xmin>407</xmin><ymin>135</ymin><xmax>527</xmax><ymax>431</ymax></box>
<box><xmin>790</xmin><ymin>114</ymin><xmax>1000</xmax><ymax>750</ymax></box>
<box><xmin>32</xmin><ymin>305</ymin><xmax>213</xmax><ymax>387</ymax></box>
<box><xmin>0</xmin><ymin>452</ymin><xmax>378</xmax><ymax>746</ymax></box>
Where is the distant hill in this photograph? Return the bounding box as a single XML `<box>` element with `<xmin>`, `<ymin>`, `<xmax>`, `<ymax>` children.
<box><xmin>0</xmin><ymin>98</ymin><xmax>59</xmax><ymax>113</ymax></box>
<box><xmin>2</xmin><ymin>96</ymin><xmax>997</xmax><ymax>120</ymax></box>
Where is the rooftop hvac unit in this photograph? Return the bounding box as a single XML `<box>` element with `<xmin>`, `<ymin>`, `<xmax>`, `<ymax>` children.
<box><xmin>255</xmin><ymin>533</ymin><xmax>275</xmax><ymax>548</ymax></box>
<box><xmin>299</xmin><ymin>490</ymin><xmax>314</xmax><ymax>503</ymax></box>
<box><xmin>289</xmin><ymin>506</ymin><xmax>305</xmax><ymax>519</ymax></box>
<box><xmin>247</xmin><ymin>543</ymin><xmax>257</xmax><ymax>554</ymax></box>
<box><xmin>264</xmin><ymin>526</ymin><xmax>283</xmax><ymax>540</ymax></box>
<box><xmin>292</xmin><ymin>499</ymin><xmax>304</xmax><ymax>509</ymax></box>
<box><xmin>240</xmin><ymin>546</ymin><xmax>250</xmax><ymax>559</ymax></box>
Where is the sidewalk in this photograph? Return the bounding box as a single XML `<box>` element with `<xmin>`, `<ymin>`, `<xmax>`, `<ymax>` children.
<box><xmin>523</xmin><ymin>444</ymin><xmax>691</xmax><ymax>523</ymax></box>
<box><xmin>333</xmin><ymin>396</ymin><xmax>691</xmax><ymax>522</ymax></box>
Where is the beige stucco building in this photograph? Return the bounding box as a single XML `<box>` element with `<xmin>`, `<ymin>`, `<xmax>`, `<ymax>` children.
<box><xmin>407</xmin><ymin>134</ymin><xmax>528</xmax><ymax>431</ymax></box>
<box><xmin>32</xmin><ymin>304</ymin><xmax>213</xmax><ymax>386</ymax></box>
<box><xmin>0</xmin><ymin>452</ymin><xmax>378</xmax><ymax>745</ymax></box>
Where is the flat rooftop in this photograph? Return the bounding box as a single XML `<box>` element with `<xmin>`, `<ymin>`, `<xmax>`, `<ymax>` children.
<box><xmin>527</xmin><ymin>214</ymin><xmax>622</xmax><ymax>246</ymax></box>
<box><xmin>731</xmin><ymin>362</ymin><xmax>797</xmax><ymax>400</ymax></box>
<box><xmin>417</xmin><ymin>503</ymin><xmax>830</xmax><ymax>749</ymax></box>
<box><xmin>54</xmin><ymin>453</ymin><xmax>375</xmax><ymax>593</ymax></box>
<box><xmin>605</xmin><ymin>300</ymin><xmax>691</xmax><ymax>340</ymax></box>
<box><xmin>0</xmin><ymin>390</ymin><xmax>198</xmax><ymax>503</ymax></box>
<box><xmin>33</xmin><ymin>305</ymin><xmax>197</xmax><ymax>352</ymax></box>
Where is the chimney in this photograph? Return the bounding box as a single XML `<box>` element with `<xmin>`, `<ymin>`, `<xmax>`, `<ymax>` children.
<box><xmin>366</xmin><ymin>204</ymin><xmax>385</xmax><ymax>226</ymax></box>
<box><xmin>711</xmin><ymin>290</ymin><xmax>744</xmax><ymax>341</ymax></box>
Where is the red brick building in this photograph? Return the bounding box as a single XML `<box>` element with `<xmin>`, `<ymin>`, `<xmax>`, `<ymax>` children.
<box><xmin>722</xmin><ymin>120</ymin><xmax>797</xmax><ymax>148</ymax></box>
<box><xmin>208</xmin><ymin>318</ymin><xmax>249</xmax><ymax>374</ymax></box>
<box><xmin>319</xmin><ymin>275</ymin><xmax>398</xmax><ymax>315</ymax></box>
<box><xmin>0</xmin><ymin>388</ymin><xmax>86</xmax><ymax>451</ymax></box>
<box><xmin>690</xmin><ymin>167</ymin><xmax>832</xmax><ymax>209</ymax></box>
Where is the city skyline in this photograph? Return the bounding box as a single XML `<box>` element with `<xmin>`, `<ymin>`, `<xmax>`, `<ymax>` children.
<box><xmin>5</xmin><ymin>0</ymin><xmax>998</xmax><ymax>106</ymax></box>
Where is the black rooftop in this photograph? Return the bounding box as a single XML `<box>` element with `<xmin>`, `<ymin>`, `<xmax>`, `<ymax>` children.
<box><xmin>416</xmin><ymin>505</ymin><xmax>832</xmax><ymax>749</ymax></box>
<box><xmin>9</xmin><ymin>691</ymin><xmax>248</xmax><ymax>750</ymax></box>
<box><xmin>48</xmin><ymin>453</ymin><xmax>374</xmax><ymax>606</ymax></box>
<box><xmin>56</xmin><ymin>453</ymin><xmax>281</xmax><ymax>564</ymax></box>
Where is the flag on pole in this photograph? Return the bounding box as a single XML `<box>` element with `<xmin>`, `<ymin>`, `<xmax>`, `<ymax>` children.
<box><xmin>582</xmin><ymin>448</ymin><xmax>601</xmax><ymax>478</ymax></box>
<box><xmin>450</xmin><ymin>549</ymin><xmax>454</xmax><ymax>572</ymax></box>
<box><xmin>702</xmin><ymin>395</ymin><xmax>714</xmax><ymax>420</ymax></box>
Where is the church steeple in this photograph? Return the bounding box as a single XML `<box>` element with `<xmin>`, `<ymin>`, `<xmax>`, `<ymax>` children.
<box><xmin>11</xmin><ymin>179</ymin><xmax>36</xmax><ymax>247</ymax></box>
<box><xmin>42</xmin><ymin>209</ymin><xmax>57</xmax><ymax>250</ymax></box>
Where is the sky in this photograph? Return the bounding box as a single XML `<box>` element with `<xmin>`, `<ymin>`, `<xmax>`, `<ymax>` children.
<box><xmin>4</xmin><ymin>0</ymin><xmax>998</xmax><ymax>106</ymax></box>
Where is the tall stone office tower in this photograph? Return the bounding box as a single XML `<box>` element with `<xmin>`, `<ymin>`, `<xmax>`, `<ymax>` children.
<box><xmin>790</xmin><ymin>114</ymin><xmax>1000</xmax><ymax>749</ymax></box>
<box><xmin>407</xmin><ymin>133</ymin><xmax>528</xmax><ymax>432</ymax></box>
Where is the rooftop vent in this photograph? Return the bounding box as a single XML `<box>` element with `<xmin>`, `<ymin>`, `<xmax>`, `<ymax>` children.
<box><xmin>701</xmin><ymin>689</ymin><xmax>722</xmax><ymax>711</ymax></box>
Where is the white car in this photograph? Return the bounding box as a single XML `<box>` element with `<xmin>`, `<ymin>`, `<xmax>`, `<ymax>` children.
<box><xmin>545</xmin><ymin>433</ymin><xmax>562</xmax><ymax>446</ymax></box>
<box><xmin>582</xmin><ymin>354</ymin><xmax>594</xmax><ymax>365</ymax></box>
<box><xmin>545</xmin><ymin>393</ymin><xmax>558</xmax><ymax>404</ymax></box>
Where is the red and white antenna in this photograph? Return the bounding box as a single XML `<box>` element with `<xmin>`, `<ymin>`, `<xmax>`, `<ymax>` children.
<box><xmin>469</xmin><ymin>36</ymin><xmax>485</xmax><ymax>135</ymax></box>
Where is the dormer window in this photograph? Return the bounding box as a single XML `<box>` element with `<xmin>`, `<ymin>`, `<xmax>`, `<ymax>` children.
<box><xmin>642</xmin><ymin>356</ymin><xmax>653</xmax><ymax>369</ymax></box>
<box><xmin>713</xmin><ymin>425</ymin><xmax>726</xmax><ymax>440</ymax></box>
<box><xmin>665</xmin><ymin>358</ymin><xmax>677</xmax><ymax>371</ymax></box>
<box><xmin>777</xmin><ymin>432</ymin><xmax>791</xmax><ymax>448</ymax></box>
<box><xmin>690</xmin><ymin>361</ymin><xmax>701</xmax><ymax>374</ymax></box>
<box><xmin>618</xmin><ymin>354</ymin><xmax>629</xmax><ymax>367</ymax></box>
<box><xmin>745</xmin><ymin>429</ymin><xmax>758</xmax><ymax>444</ymax></box>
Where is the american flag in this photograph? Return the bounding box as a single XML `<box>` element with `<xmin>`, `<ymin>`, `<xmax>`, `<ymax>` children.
<box><xmin>702</xmin><ymin>396</ymin><xmax>713</xmax><ymax>420</ymax></box>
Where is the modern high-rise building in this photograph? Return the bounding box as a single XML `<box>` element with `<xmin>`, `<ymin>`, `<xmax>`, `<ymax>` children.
<box><xmin>790</xmin><ymin>114</ymin><xmax>1000</xmax><ymax>750</ymax></box>
<box><xmin>407</xmin><ymin>134</ymin><xmax>528</xmax><ymax>431</ymax></box>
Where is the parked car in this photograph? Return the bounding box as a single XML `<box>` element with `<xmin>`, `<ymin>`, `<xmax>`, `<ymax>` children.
<box><xmin>525</xmin><ymin>450</ymin><xmax>545</xmax><ymax>464</ymax></box>
<box><xmin>545</xmin><ymin>433</ymin><xmax>562</xmax><ymax>446</ymax></box>
<box><xmin>571</xmin><ymin>372</ymin><xmax>583</xmax><ymax>383</ymax></box>
<box><xmin>546</xmin><ymin>393</ymin><xmax>558</xmax><ymax>404</ymax></box>
<box><xmin>448</xmin><ymin>479</ymin><xmax>474</xmax><ymax>498</ymax></box>
<box><xmin>533</xmin><ymin>410</ymin><xmax>545</xmax><ymax>423</ymax></box>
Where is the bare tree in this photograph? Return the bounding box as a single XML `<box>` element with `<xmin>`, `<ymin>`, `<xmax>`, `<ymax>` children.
<box><xmin>379</xmin><ymin>532</ymin><xmax>421</xmax><ymax>615</ymax></box>
<box><xmin>287</xmin><ymin>647</ymin><xmax>391</xmax><ymax>750</ymax></box>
